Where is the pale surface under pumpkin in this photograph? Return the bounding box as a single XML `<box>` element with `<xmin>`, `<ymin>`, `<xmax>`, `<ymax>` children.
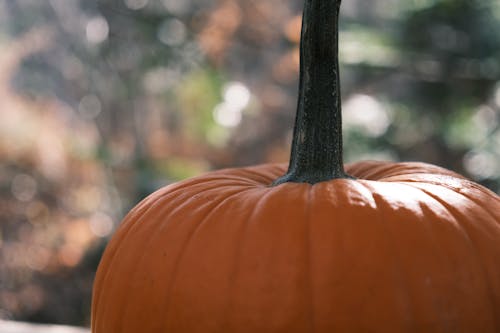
<box><xmin>91</xmin><ymin>161</ymin><xmax>500</xmax><ymax>333</ymax></box>
<box><xmin>0</xmin><ymin>320</ymin><xmax>89</xmax><ymax>333</ymax></box>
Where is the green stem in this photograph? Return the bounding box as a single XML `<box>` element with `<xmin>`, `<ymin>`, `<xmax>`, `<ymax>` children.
<box><xmin>274</xmin><ymin>0</ymin><xmax>349</xmax><ymax>185</ymax></box>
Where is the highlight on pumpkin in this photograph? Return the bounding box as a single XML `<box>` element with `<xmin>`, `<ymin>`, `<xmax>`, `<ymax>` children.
<box><xmin>1</xmin><ymin>0</ymin><xmax>499</xmax><ymax>331</ymax></box>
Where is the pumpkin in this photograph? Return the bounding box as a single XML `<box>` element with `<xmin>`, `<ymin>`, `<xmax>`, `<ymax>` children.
<box><xmin>91</xmin><ymin>0</ymin><xmax>500</xmax><ymax>332</ymax></box>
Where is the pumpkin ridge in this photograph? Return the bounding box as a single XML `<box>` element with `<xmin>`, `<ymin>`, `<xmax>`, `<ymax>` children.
<box><xmin>100</xmin><ymin>185</ymin><xmax>221</xmax><ymax>332</ymax></box>
<box><xmin>96</xmin><ymin>205</ymin><xmax>167</xmax><ymax>330</ymax></box>
<box><xmin>415</xmin><ymin>200</ymin><xmax>456</xmax><ymax>328</ymax></box>
<box><xmin>389</xmin><ymin>180</ymin><xmax>468</xmax><ymax>327</ymax></box>
<box><xmin>155</xmin><ymin>186</ymin><xmax>263</xmax><ymax>331</ymax></box>
<box><xmin>358</xmin><ymin>181</ymin><xmax>416</xmax><ymax>330</ymax></box>
<box><xmin>347</xmin><ymin>161</ymin><xmax>401</xmax><ymax>179</ymax></box>
<box><xmin>117</xmin><ymin>184</ymin><xmax>249</xmax><ymax>332</ymax></box>
<box><xmin>92</xmin><ymin>186</ymin><xmax>179</xmax><ymax>326</ymax></box>
<box><xmin>376</xmin><ymin>174</ymin><xmax>462</xmax><ymax>183</ymax></box>
<box><xmin>208</xmin><ymin>172</ymin><xmax>267</xmax><ymax>185</ymax></box>
<box><xmin>439</xmin><ymin>181</ymin><xmax>500</xmax><ymax>214</ymax></box>
<box><xmin>185</xmin><ymin>174</ymin><xmax>261</xmax><ymax>187</ymax></box>
<box><xmin>174</xmin><ymin>168</ymin><xmax>274</xmax><ymax>188</ymax></box>
<box><xmin>386</xmin><ymin>163</ymin><xmax>464</xmax><ymax>179</ymax></box>
<box><xmin>382</xmin><ymin>181</ymin><xmax>486</xmax><ymax>328</ymax></box>
<box><xmin>97</xmin><ymin>180</ymin><xmax>243</xmax><ymax>330</ymax></box>
<box><xmin>92</xmin><ymin>180</ymin><xmax>232</xmax><ymax>328</ymax></box>
<box><xmin>381</xmin><ymin>171</ymin><xmax>464</xmax><ymax>181</ymax></box>
<box><xmin>91</xmin><ymin>198</ymin><xmax>152</xmax><ymax>323</ymax></box>
<box><xmin>345</xmin><ymin>161</ymin><xmax>465</xmax><ymax>181</ymax></box>
<box><xmin>235</xmin><ymin>167</ymin><xmax>281</xmax><ymax>184</ymax></box>
<box><xmin>403</xmin><ymin>183</ymin><xmax>484</xmax><ymax>247</ymax></box>
<box><xmin>412</xmin><ymin>186</ymin><xmax>499</xmax><ymax>331</ymax></box>
<box><xmin>206</xmin><ymin>166</ymin><xmax>290</xmax><ymax>186</ymax></box>
<box><xmin>218</xmin><ymin>185</ymin><xmax>282</xmax><ymax>332</ymax></box>
<box><xmin>357</xmin><ymin>164</ymin><xmax>459</xmax><ymax>181</ymax></box>
<box><xmin>160</xmin><ymin>186</ymin><xmax>266</xmax><ymax>332</ymax></box>
<box><xmin>403</xmin><ymin>181</ymin><xmax>500</xmax><ymax>226</ymax></box>
<box><xmin>304</xmin><ymin>184</ymin><xmax>316</xmax><ymax>332</ymax></box>
<box><xmin>221</xmin><ymin>174</ymin><xmax>271</xmax><ymax>187</ymax></box>
<box><xmin>345</xmin><ymin>161</ymin><xmax>395</xmax><ymax>179</ymax></box>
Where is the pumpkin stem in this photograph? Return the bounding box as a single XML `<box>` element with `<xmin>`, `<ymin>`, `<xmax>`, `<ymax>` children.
<box><xmin>274</xmin><ymin>0</ymin><xmax>350</xmax><ymax>185</ymax></box>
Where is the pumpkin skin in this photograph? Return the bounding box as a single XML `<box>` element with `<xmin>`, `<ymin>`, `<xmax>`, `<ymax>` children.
<box><xmin>91</xmin><ymin>161</ymin><xmax>500</xmax><ymax>333</ymax></box>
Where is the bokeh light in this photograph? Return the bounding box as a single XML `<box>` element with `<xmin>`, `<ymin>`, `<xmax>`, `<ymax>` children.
<box><xmin>158</xmin><ymin>19</ymin><xmax>187</xmax><ymax>46</ymax></box>
<box><xmin>78</xmin><ymin>95</ymin><xmax>102</xmax><ymax>120</ymax></box>
<box><xmin>11</xmin><ymin>174</ymin><xmax>37</xmax><ymax>202</ymax></box>
<box><xmin>85</xmin><ymin>16</ymin><xmax>109</xmax><ymax>44</ymax></box>
<box><xmin>124</xmin><ymin>0</ymin><xmax>149</xmax><ymax>10</ymax></box>
<box><xmin>213</xmin><ymin>82</ymin><xmax>251</xmax><ymax>128</ymax></box>
<box><xmin>343</xmin><ymin>94</ymin><xmax>391</xmax><ymax>137</ymax></box>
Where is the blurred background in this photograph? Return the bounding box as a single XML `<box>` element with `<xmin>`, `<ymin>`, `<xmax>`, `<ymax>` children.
<box><xmin>0</xmin><ymin>0</ymin><xmax>499</xmax><ymax>327</ymax></box>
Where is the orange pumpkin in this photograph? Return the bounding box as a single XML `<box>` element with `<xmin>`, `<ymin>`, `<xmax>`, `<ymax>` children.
<box><xmin>91</xmin><ymin>1</ymin><xmax>500</xmax><ymax>332</ymax></box>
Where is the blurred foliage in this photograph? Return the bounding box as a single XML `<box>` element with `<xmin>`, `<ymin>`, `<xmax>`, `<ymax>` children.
<box><xmin>0</xmin><ymin>0</ymin><xmax>499</xmax><ymax>327</ymax></box>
